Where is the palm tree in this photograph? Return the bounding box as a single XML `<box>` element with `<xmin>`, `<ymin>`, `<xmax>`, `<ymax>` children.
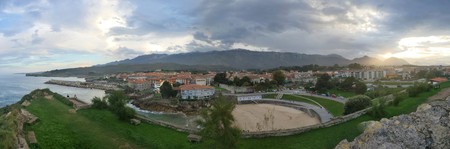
<box><xmin>197</xmin><ymin>95</ymin><xmax>241</xmax><ymax>149</ymax></box>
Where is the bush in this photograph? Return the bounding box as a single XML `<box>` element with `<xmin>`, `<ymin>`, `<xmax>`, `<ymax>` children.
<box><xmin>91</xmin><ymin>97</ymin><xmax>108</xmax><ymax>109</ymax></box>
<box><xmin>344</xmin><ymin>95</ymin><xmax>372</xmax><ymax>115</ymax></box>
<box><xmin>392</xmin><ymin>92</ymin><xmax>408</xmax><ymax>106</ymax></box>
<box><xmin>117</xmin><ymin>107</ymin><xmax>136</xmax><ymax>121</ymax></box>
<box><xmin>369</xmin><ymin>98</ymin><xmax>387</xmax><ymax>119</ymax></box>
<box><xmin>407</xmin><ymin>83</ymin><xmax>432</xmax><ymax>97</ymax></box>
<box><xmin>106</xmin><ymin>91</ymin><xmax>135</xmax><ymax>121</ymax></box>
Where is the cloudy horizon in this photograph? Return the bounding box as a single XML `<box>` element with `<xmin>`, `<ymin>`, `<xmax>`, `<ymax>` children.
<box><xmin>1</xmin><ymin>0</ymin><xmax>450</xmax><ymax>73</ymax></box>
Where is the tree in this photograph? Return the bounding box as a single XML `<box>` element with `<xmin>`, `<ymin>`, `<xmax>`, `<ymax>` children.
<box><xmin>213</xmin><ymin>73</ymin><xmax>229</xmax><ymax>84</ymax></box>
<box><xmin>341</xmin><ymin>77</ymin><xmax>356</xmax><ymax>91</ymax></box>
<box><xmin>107</xmin><ymin>91</ymin><xmax>136</xmax><ymax>121</ymax></box>
<box><xmin>233</xmin><ymin>76</ymin><xmax>242</xmax><ymax>86</ymax></box>
<box><xmin>315</xmin><ymin>73</ymin><xmax>332</xmax><ymax>93</ymax></box>
<box><xmin>160</xmin><ymin>81</ymin><xmax>176</xmax><ymax>98</ymax></box>
<box><xmin>240</xmin><ymin>76</ymin><xmax>252</xmax><ymax>86</ymax></box>
<box><xmin>354</xmin><ymin>81</ymin><xmax>367</xmax><ymax>94</ymax></box>
<box><xmin>108</xmin><ymin>91</ymin><xmax>128</xmax><ymax>111</ymax></box>
<box><xmin>272</xmin><ymin>70</ymin><xmax>286</xmax><ymax>86</ymax></box>
<box><xmin>91</xmin><ymin>97</ymin><xmax>108</xmax><ymax>109</ymax></box>
<box><xmin>197</xmin><ymin>95</ymin><xmax>241</xmax><ymax>149</ymax></box>
<box><xmin>344</xmin><ymin>95</ymin><xmax>372</xmax><ymax>115</ymax></box>
<box><xmin>369</xmin><ymin>97</ymin><xmax>387</xmax><ymax>119</ymax></box>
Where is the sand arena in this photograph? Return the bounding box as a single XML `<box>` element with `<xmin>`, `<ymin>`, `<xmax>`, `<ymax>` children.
<box><xmin>232</xmin><ymin>103</ymin><xmax>320</xmax><ymax>132</ymax></box>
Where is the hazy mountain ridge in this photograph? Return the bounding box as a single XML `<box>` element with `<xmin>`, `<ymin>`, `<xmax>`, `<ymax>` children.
<box><xmin>105</xmin><ymin>49</ymin><xmax>409</xmax><ymax>69</ymax></box>
<box><xmin>29</xmin><ymin>49</ymin><xmax>410</xmax><ymax>77</ymax></box>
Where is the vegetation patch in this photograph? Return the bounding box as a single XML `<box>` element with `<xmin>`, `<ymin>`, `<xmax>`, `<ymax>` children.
<box><xmin>298</xmin><ymin>95</ymin><xmax>345</xmax><ymax>117</ymax></box>
<box><xmin>25</xmin><ymin>96</ymin><xmax>202</xmax><ymax>149</ymax></box>
<box><xmin>281</xmin><ymin>94</ymin><xmax>320</xmax><ymax>107</ymax></box>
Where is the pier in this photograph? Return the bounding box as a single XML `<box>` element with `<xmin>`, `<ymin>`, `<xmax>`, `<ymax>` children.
<box><xmin>45</xmin><ymin>79</ymin><xmax>121</xmax><ymax>91</ymax></box>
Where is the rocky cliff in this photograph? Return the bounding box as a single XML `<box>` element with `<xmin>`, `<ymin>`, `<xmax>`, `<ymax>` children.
<box><xmin>335</xmin><ymin>98</ymin><xmax>450</xmax><ymax>149</ymax></box>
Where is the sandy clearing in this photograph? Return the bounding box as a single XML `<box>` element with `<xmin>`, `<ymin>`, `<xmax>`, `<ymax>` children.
<box><xmin>232</xmin><ymin>104</ymin><xmax>320</xmax><ymax>132</ymax></box>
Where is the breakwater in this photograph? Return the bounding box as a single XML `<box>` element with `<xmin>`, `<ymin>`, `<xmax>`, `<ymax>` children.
<box><xmin>45</xmin><ymin>79</ymin><xmax>120</xmax><ymax>91</ymax></box>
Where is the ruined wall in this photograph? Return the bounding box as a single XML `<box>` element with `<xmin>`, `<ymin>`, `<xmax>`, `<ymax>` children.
<box><xmin>335</xmin><ymin>98</ymin><xmax>450</xmax><ymax>149</ymax></box>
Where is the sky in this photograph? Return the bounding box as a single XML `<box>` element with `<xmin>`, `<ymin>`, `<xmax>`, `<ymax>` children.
<box><xmin>1</xmin><ymin>0</ymin><xmax>450</xmax><ymax>73</ymax></box>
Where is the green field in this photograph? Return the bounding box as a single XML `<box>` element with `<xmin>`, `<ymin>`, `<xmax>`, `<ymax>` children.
<box><xmin>328</xmin><ymin>89</ymin><xmax>356</xmax><ymax>98</ymax></box>
<box><xmin>281</xmin><ymin>94</ymin><xmax>321</xmax><ymax>107</ymax></box>
<box><xmin>26</xmin><ymin>98</ymin><xmax>202</xmax><ymax>149</ymax></box>
<box><xmin>262</xmin><ymin>94</ymin><xmax>277</xmax><ymax>99</ymax></box>
<box><xmin>297</xmin><ymin>95</ymin><xmax>344</xmax><ymax>117</ymax></box>
<box><xmin>23</xmin><ymin>81</ymin><xmax>449</xmax><ymax>149</ymax></box>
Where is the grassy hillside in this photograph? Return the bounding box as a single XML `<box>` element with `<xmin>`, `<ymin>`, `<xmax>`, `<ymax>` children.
<box><xmin>26</xmin><ymin>97</ymin><xmax>202</xmax><ymax>149</ymax></box>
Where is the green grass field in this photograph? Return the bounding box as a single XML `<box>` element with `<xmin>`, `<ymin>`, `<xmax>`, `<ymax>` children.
<box><xmin>262</xmin><ymin>94</ymin><xmax>277</xmax><ymax>99</ymax></box>
<box><xmin>281</xmin><ymin>94</ymin><xmax>321</xmax><ymax>107</ymax></box>
<box><xmin>26</xmin><ymin>98</ymin><xmax>202</xmax><ymax>149</ymax></box>
<box><xmin>297</xmin><ymin>95</ymin><xmax>344</xmax><ymax>117</ymax></box>
<box><xmin>328</xmin><ymin>89</ymin><xmax>356</xmax><ymax>98</ymax></box>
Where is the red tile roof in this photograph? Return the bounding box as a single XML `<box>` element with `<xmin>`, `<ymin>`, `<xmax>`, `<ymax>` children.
<box><xmin>430</xmin><ymin>77</ymin><xmax>448</xmax><ymax>83</ymax></box>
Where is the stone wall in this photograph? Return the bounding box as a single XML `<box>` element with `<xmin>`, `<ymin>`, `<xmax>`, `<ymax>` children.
<box><xmin>135</xmin><ymin>115</ymin><xmax>199</xmax><ymax>134</ymax></box>
<box><xmin>335</xmin><ymin>98</ymin><xmax>450</xmax><ymax>149</ymax></box>
<box><xmin>219</xmin><ymin>84</ymin><xmax>254</xmax><ymax>94</ymax></box>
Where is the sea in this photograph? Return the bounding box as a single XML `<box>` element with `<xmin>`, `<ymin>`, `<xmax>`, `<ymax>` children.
<box><xmin>0</xmin><ymin>73</ymin><xmax>105</xmax><ymax>108</ymax></box>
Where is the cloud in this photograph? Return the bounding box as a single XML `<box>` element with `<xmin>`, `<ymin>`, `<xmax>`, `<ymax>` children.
<box><xmin>0</xmin><ymin>0</ymin><xmax>450</xmax><ymax>73</ymax></box>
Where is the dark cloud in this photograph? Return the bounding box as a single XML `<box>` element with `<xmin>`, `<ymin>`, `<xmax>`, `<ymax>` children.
<box><xmin>109</xmin><ymin>0</ymin><xmax>196</xmax><ymax>36</ymax></box>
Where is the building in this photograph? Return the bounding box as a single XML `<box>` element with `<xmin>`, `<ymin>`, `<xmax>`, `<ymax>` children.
<box><xmin>128</xmin><ymin>80</ymin><xmax>152</xmax><ymax>91</ymax></box>
<box><xmin>236</xmin><ymin>95</ymin><xmax>262</xmax><ymax>102</ymax></box>
<box><xmin>178</xmin><ymin>84</ymin><xmax>215</xmax><ymax>100</ymax></box>
<box><xmin>350</xmin><ymin>70</ymin><xmax>387</xmax><ymax>80</ymax></box>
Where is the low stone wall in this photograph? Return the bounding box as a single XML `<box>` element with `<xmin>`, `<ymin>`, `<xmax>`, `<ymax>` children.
<box><xmin>219</xmin><ymin>84</ymin><xmax>254</xmax><ymax>94</ymax></box>
<box><xmin>241</xmin><ymin>108</ymin><xmax>370</xmax><ymax>138</ymax></box>
<box><xmin>135</xmin><ymin>115</ymin><xmax>198</xmax><ymax>134</ymax></box>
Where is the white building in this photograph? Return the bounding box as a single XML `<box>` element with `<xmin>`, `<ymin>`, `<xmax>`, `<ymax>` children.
<box><xmin>237</xmin><ymin>95</ymin><xmax>262</xmax><ymax>102</ymax></box>
<box><xmin>350</xmin><ymin>70</ymin><xmax>387</xmax><ymax>80</ymax></box>
<box><xmin>178</xmin><ymin>84</ymin><xmax>215</xmax><ymax>100</ymax></box>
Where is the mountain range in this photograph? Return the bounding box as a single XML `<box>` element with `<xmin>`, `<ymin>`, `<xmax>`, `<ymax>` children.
<box><xmin>29</xmin><ymin>49</ymin><xmax>410</xmax><ymax>77</ymax></box>
<box><xmin>105</xmin><ymin>49</ymin><xmax>409</xmax><ymax>69</ymax></box>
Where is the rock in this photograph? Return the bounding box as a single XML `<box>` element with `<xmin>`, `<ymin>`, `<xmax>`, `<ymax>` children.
<box><xmin>335</xmin><ymin>99</ymin><xmax>450</xmax><ymax>149</ymax></box>
<box><xmin>335</xmin><ymin>139</ymin><xmax>350</xmax><ymax>149</ymax></box>
<box><xmin>417</xmin><ymin>104</ymin><xmax>432</xmax><ymax>112</ymax></box>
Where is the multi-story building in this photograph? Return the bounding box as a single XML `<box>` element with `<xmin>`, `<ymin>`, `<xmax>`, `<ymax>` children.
<box><xmin>128</xmin><ymin>80</ymin><xmax>152</xmax><ymax>91</ymax></box>
<box><xmin>178</xmin><ymin>84</ymin><xmax>215</xmax><ymax>100</ymax></box>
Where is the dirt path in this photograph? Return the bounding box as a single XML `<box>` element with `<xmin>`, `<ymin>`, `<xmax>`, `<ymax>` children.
<box><xmin>428</xmin><ymin>88</ymin><xmax>450</xmax><ymax>101</ymax></box>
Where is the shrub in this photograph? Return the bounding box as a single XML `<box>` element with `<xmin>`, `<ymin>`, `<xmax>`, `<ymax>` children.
<box><xmin>117</xmin><ymin>107</ymin><xmax>136</xmax><ymax>121</ymax></box>
<box><xmin>91</xmin><ymin>97</ymin><xmax>108</xmax><ymax>109</ymax></box>
<box><xmin>407</xmin><ymin>83</ymin><xmax>432</xmax><ymax>97</ymax></box>
<box><xmin>369</xmin><ymin>98</ymin><xmax>387</xmax><ymax>119</ymax></box>
<box><xmin>392</xmin><ymin>92</ymin><xmax>408</xmax><ymax>106</ymax></box>
<box><xmin>344</xmin><ymin>95</ymin><xmax>372</xmax><ymax>115</ymax></box>
<box><xmin>107</xmin><ymin>91</ymin><xmax>135</xmax><ymax>121</ymax></box>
